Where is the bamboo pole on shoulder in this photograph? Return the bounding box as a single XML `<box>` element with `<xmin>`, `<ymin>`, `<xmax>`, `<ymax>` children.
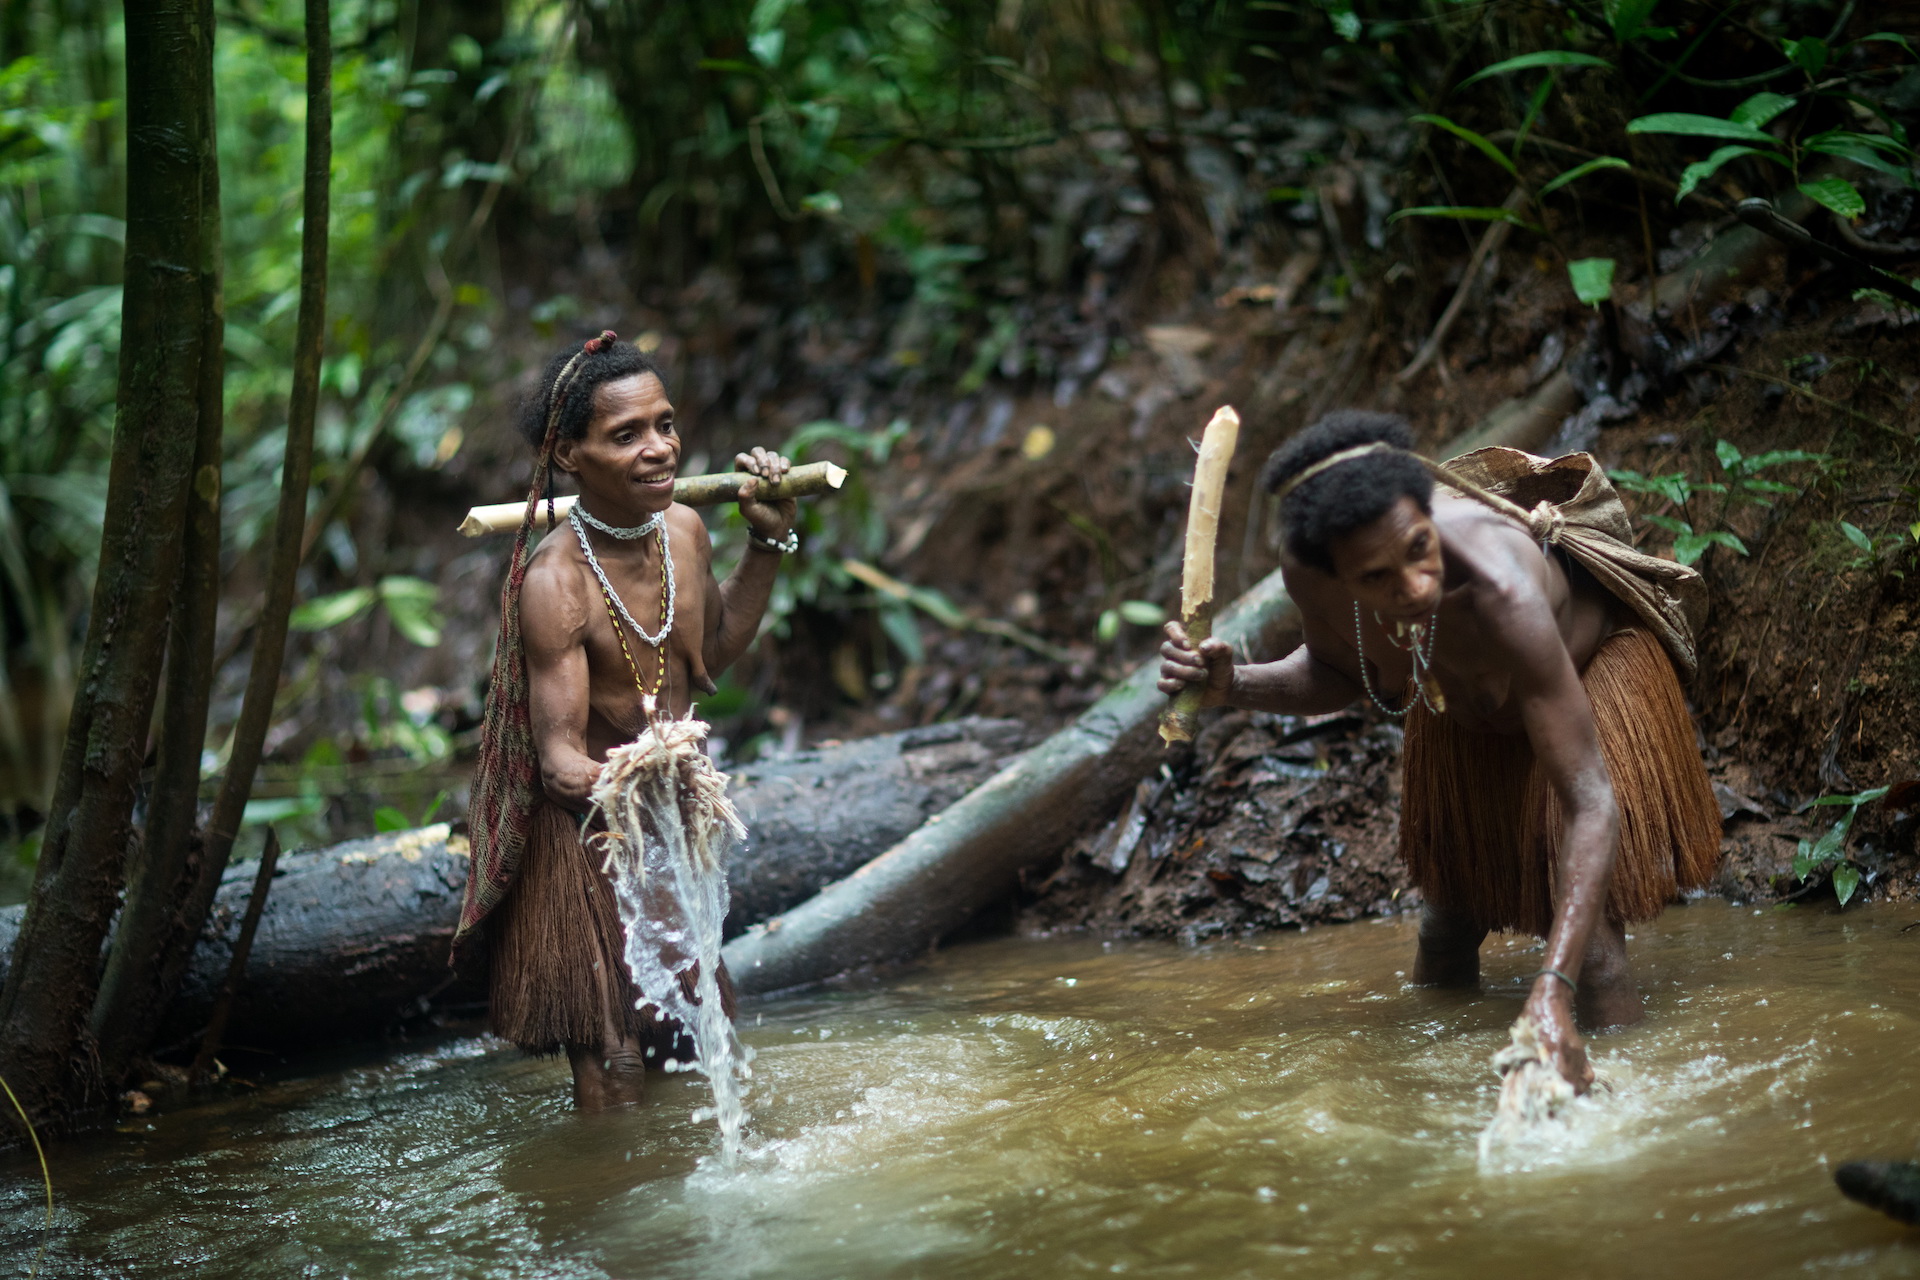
<box><xmin>454</xmin><ymin>460</ymin><xmax>848</xmax><ymax>536</ymax></box>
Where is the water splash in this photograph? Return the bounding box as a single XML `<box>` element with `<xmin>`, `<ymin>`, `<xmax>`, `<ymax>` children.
<box><xmin>593</xmin><ymin>718</ymin><xmax>754</xmax><ymax>1159</ymax></box>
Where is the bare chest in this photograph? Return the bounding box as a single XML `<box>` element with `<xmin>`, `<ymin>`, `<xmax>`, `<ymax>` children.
<box><xmin>575</xmin><ymin>539</ymin><xmax>709</xmax><ymax>745</ymax></box>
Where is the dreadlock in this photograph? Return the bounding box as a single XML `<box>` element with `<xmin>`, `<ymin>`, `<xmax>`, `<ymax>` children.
<box><xmin>516</xmin><ymin>332</ymin><xmax>669</xmax><ymax>452</ymax></box>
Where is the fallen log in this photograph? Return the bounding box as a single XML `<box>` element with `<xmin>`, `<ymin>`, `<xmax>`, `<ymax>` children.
<box><xmin>722</xmin><ymin>283</ymin><xmax>1762</xmax><ymax>994</ymax></box>
<box><xmin>722</xmin><ymin>202</ymin><xmax>1805</xmax><ymax>997</ymax></box>
<box><xmin>0</xmin><ymin>718</ymin><xmax>1030</xmax><ymax>1055</ymax></box>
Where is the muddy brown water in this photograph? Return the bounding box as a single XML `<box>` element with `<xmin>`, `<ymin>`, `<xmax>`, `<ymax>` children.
<box><xmin>3</xmin><ymin>900</ymin><xmax>1916</xmax><ymax>1278</ymax></box>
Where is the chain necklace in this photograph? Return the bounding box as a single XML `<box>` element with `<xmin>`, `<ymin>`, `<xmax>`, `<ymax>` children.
<box><xmin>571</xmin><ymin>505</ymin><xmax>674</xmax><ymax>711</ymax></box>
<box><xmin>573</xmin><ymin>503</ymin><xmax>664</xmax><ymax>541</ymax></box>
<box><xmin>1352</xmin><ymin>601</ymin><xmax>1447</xmax><ymax>716</ymax></box>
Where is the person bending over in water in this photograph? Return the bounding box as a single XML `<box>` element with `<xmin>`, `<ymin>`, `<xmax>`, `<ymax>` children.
<box><xmin>1158</xmin><ymin>411</ymin><xmax>1720</xmax><ymax>1091</ymax></box>
<box><xmin>455</xmin><ymin>331</ymin><xmax>797</xmax><ymax>1110</ymax></box>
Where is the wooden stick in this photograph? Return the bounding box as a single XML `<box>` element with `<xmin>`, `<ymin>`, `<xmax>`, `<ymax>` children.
<box><xmin>456</xmin><ymin>460</ymin><xmax>848</xmax><ymax>536</ymax></box>
<box><xmin>1159</xmin><ymin>405</ymin><xmax>1241</xmax><ymax>746</ymax></box>
<box><xmin>191</xmin><ymin>826</ymin><xmax>282</xmax><ymax>1086</ymax></box>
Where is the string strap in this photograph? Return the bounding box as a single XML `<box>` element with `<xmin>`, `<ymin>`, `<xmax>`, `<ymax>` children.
<box><xmin>1270</xmin><ymin>441</ymin><xmax>1565</xmax><ymax>544</ymax></box>
<box><xmin>1534</xmin><ymin>967</ymin><xmax>1578</xmax><ymax>993</ymax></box>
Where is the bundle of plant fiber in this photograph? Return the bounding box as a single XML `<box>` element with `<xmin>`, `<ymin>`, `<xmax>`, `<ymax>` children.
<box><xmin>1476</xmin><ymin>1015</ymin><xmax>1578</xmax><ymax>1160</ymax></box>
<box><xmin>591</xmin><ymin>717</ymin><xmax>753</xmax><ymax>1157</ymax></box>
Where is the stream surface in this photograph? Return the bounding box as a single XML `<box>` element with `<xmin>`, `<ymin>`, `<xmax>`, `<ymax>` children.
<box><xmin>3</xmin><ymin>899</ymin><xmax>1916</xmax><ymax>1278</ymax></box>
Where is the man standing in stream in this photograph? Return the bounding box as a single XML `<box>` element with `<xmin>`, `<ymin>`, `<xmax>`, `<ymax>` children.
<box><xmin>454</xmin><ymin>331</ymin><xmax>798</xmax><ymax>1110</ymax></box>
<box><xmin>1158</xmin><ymin>411</ymin><xmax>1720</xmax><ymax>1091</ymax></box>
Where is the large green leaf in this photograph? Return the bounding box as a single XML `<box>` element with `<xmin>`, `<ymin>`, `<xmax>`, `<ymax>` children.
<box><xmin>1539</xmin><ymin>156</ymin><xmax>1630</xmax><ymax>196</ymax></box>
<box><xmin>876</xmin><ymin>601</ymin><xmax>926</xmax><ymax>666</ymax></box>
<box><xmin>1567</xmin><ymin>257</ymin><xmax>1615</xmax><ymax>306</ymax></box>
<box><xmin>1627</xmin><ymin>113</ymin><xmax>1777</xmax><ymax>144</ymax></box>
<box><xmin>1606</xmin><ymin>0</ymin><xmax>1660</xmax><ymax>43</ymax></box>
<box><xmin>1459</xmin><ymin>51</ymin><xmax>1612</xmax><ymax>89</ymax></box>
<box><xmin>1784</xmin><ymin>36</ymin><xmax>1828</xmax><ymax>77</ymax></box>
<box><xmin>1675</xmin><ymin>145</ymin><xmax>1787</xmax><ymax>202</ymax></box>
<box><xmin>1803</xmin><ymin>135</ymin><xmax>1917</xmax><ymax>186</ymax></box>
<box><xmin>289</xmin><ymin>586</ymin><xmax>376</xmax><ymax>632</ymax></box>
<box><xmin>1730</xmin><ymin>92</ymin><xmax>1796</xmax><ymax>129</ymax></box>
<box><xmin>378</xmin><ymin>576</ymin><xmax>444</xmax><ymax>648</ymax></box>
<box><xmin>1388</xmin><ymin>205</ymin><xmax>1541</xmax><ymax>231</ymax></box>
<box><xmin>1805</xmin><ymin>786</ymin><xmax>1891</xmax><ymax>808</ymax></box>
<box><xmin>1671</xmin><ymin>528</ymin><xmax>1746</xmax><ymax>565</ymax></box>
<box><xmin>1799</xmin><ymin>177</ymin><xmax>1866</xmax><ymax>219</ymax></box>
<box><xmin>1832</xmin><ymin>862</ymin><xmax>1861</xmax><ymax>906</ymax></box>
<box><xmin>1409</xmin><ymin>113</ymin><xmax>1516</xmax><ymax>176</ymax></box>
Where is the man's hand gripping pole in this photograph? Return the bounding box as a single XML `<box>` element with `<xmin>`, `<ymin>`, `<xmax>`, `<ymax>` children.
<box><xmin>1159</xmin><ymin>405</ymin><xmax>1240</xmax><ymax>746</ymax></box>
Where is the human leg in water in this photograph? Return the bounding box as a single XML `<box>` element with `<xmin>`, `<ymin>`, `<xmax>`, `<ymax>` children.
<box><xmin>1413</xmin><ymin>901</ymin><xmax>1487</xmax><ymax>987</ymax></box>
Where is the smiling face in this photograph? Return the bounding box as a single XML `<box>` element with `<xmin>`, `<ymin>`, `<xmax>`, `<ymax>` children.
<box><xmin>553</xmin><ymin>372</ymin><xmax>680</xmax><ymax>520</ymax></box>
<box><xmin>1327</xmin><ymin>495</ymin><xmax>1445</xmax><ymax>621</ymax></box>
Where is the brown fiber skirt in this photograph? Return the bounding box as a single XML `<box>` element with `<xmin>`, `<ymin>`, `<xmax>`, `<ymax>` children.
<box><xmin>488</xmin><ymin>798</ymin><xmax>731</xmax><ymax>1057</ymax></box>
<box><xmin>1398</xmin><ymin>626</ymin><xmax>1721</xmax><ymax>937</ymax></box>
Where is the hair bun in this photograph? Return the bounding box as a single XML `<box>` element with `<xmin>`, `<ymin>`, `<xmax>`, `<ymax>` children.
<box><xmin>585</xmin><ymin>329</ymin><xmax>619</xmax><ymax>354</ymax></box>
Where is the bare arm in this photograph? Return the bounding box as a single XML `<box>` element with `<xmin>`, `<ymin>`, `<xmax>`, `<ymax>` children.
<box><xmin>703</xmin><ymin>447</ymin><xmax>797</xmax><ymax>678</ymax></box>
<box><xmin>1496</xmin><ymin>581</ymin><xmax>1619</xmax><ymax>1092</ymax></box>
<box><xmin>1157</xmin><ymin>621</ymin><xmax>1364</xmax><ymax>716</ymax></box>
<box><xmin>522</xmin><ymin>553</ymin><xmax>601</xmax><ymax>812</ymax></box>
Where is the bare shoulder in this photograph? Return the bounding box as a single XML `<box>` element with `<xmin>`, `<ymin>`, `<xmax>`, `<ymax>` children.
<box><xmin>1435</xmin><ymin>494</ymin><xmax>1550</xmax><ymax>602</ymax></box>
<box><xmin>665</xmin><ymin>502</ymin><xmax>714</xmax><ymax>569</ymax></box>
<box><xmin>521</xmin><ymin>534</ymin><xmax>593</xmax><ymax>647</ymax></box>
<box><xmin>665</xmin><ymin>501</ymin><xmax>711</xmax><ymax>546</ymax></box>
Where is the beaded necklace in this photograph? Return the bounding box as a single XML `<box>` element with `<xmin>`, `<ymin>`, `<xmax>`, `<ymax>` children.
<box><xmin>570</xmin><ymin>505</ymin><xmax>674</xmax><ymax>714</ymax></box>
<box><xmin>1352</xmin><ymin>601</ymin><xmax>1447</xmax><ymax>716</ymax></box>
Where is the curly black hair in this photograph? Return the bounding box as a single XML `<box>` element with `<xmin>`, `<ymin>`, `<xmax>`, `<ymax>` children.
<box><xmin>1261</xmin><ymin>410</ymin><xmax>1432</xmax><ymax>574</ymax></box>
<box><xmin>515</xmin><ymin>334</ymin><xmax>669</xmax><ymax>452</ymax></box>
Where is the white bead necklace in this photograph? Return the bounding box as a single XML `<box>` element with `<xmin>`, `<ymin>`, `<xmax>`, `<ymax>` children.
<box><xmin>570</xmin><ymin>505</ymin><xmax>675</xmax><ymax>649</ymax></box>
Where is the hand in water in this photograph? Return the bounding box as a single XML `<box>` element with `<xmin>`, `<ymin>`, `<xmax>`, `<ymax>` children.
<box><xmin>1157</xmin><ymin>620</ymin><xmax>1235</xmax><ymax>705</ymax></box>
<box><xmin>735</xmin><ymin>447</ymin><xmax>797</xmax><ymax>541</ymax></box>
<box><xmin>1522</xmin><ymin>979</ymin><xmax>1593</xmax><ymax>1093</ymax></box>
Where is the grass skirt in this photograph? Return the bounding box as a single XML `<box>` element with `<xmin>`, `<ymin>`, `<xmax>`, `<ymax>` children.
<box><xmin>1398</xmin><ymin>627</ymin><xmax>1721</xmax><ymax>936</ymax></box>
<box><xmin>487</xmin><ymin>798</ymin><xmax>731</xmax><ymax>1056</ymax></box>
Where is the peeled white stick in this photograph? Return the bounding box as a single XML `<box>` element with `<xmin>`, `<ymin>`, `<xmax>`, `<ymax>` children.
<box><xmin>1159</xmin><ymin>405</ymin><xmax>1241</xmax><ymax>746</ymax></box>
<box><xmin>456</xmin><ymin>460</ymin><xmax>848</xmax><ymax>536</ymax></box>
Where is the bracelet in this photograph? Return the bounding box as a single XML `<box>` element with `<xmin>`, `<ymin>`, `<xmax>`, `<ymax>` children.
<box><xmin>747</xmin><ymin>527</ymin><xmax>799</xmax><ymax>555</ymax></box>
<box><xmin>1533</xmin><ymin>967</ymin><xmax>1578</xmax><ymax>993</ymax></box>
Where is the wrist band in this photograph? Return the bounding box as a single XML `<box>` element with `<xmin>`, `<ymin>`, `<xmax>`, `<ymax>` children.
<box><xmin>1534</xmin><ymin>967</ymin><xmax>1578</xmax><ymax>992</ymax></box>
<box><xmin>748</xmin><ymin>527</ymin><xmax>799</xmax><ymax>554</ymax></box>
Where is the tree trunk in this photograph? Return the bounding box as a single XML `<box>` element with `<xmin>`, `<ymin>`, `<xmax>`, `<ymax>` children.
<box><xmin>0</xmin><ymin>0</ymin><xmax>219</xmax><ymax>1134</ymax></box>
<box><xmin>136</xmin><ymin>0</ymin><xmax>332</xmax><ymax>1085</ymax></box>
<box><xmin>91</xmin><ymin>16</ymin><xmax>228</xmax><ymax>1083</ymax></box>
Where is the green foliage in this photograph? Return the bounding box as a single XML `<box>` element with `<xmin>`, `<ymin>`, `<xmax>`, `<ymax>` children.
<box><xmin>1793</xmin><ymin>786</ymin><xmax>1888</xmax><ymax>906</ymax></box>
<box><xmin>374</xmin><ymin>790</ymin><xmax>446</xmax><ymax>834</ymax></box>
<box><xmin>1095</xmin><ymin>600</ymin><xmax>1165</xmax><ymax>644</ymax></box>
<box><xmin>288</xmin><ymin>576</ymin><xmax>445</xmax><ymax>647</ymax></box>
<box><xmin>1609</xmin><ymin>440</ymin><xmax>1829</xmax><ymax>566</ymax></box>
<box><xmin>1566</xmin><ymin>257</ymin><xmax>1615</xmax><ymax>306</ymax></box>
<box><xmin>1628</xmin><ymin>36</ymin><xmax>1918</xmax><ymax>211</ymax></box>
